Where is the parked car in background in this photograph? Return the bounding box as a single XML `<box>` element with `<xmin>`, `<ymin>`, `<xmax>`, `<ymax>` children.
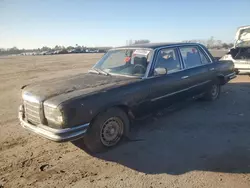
<box><xmin>57</xmin><ymin>49</ymin><xmax>68</xmax><ymax>54</ymax></box>
<box><xmin>19</xmin><ymin>43</ymin><xmax>236</xmax><ymax>153</ymax></box>
<box><xmin>69</xmin><ymin>49</ymin><xmax>82</xmax><ymax>53</ymax></box>
<box><xmin>53</xmin><ymin>50</ymin><xmax>60</xmax><ymax>54</ymax></box>
<box><xmin>221</xmin><ymin>25</ymin><xmax>250</xmax><ymax>74</ymax></box>
<box><xmin>41</xmin><ymin>51</ymin><xmax>55</xmax><ymax>55</ymax></box>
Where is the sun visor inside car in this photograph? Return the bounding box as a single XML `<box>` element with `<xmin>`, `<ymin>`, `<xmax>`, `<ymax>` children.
<box><xmin>133</xmin><ymin>50</ymin><xmax>151</xmax><ymax>56</ymax></box>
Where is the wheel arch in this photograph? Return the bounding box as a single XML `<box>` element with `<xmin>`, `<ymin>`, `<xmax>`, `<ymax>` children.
<box><xmin>216</xmin><ymin>74</ymin><xmax>226</xmax><ymax>85</ymax></box>
<box><xmin>90</xmin><ymin>103</ymin><xmax>135</xmax><ymax>126</ymax></box>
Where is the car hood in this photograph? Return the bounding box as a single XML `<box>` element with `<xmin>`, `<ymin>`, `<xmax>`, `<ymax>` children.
<box><xmin>22</xmin><ymin>73</ymin><xmax>139</xmax><ymax>104</ymax></box>
<box><xmin>235</xmin><ymin>25</ymin><xmax>250</xmax><ymax>47</ymax></box>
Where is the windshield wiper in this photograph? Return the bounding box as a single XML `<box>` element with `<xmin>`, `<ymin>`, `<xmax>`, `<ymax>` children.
<box><xmin>88</xmin><ymin>68</ymin><xmax>99</xmax><ymax>74</ymax></box>
<box><xmin>97</xmin><ymin>68</ymin><xmax>110</xmax><ymax>76</ymax></box>
<box><xmin>89</xmin><ymin>68</ymin><xmax>110</xmax><ymax>76</ymax></box>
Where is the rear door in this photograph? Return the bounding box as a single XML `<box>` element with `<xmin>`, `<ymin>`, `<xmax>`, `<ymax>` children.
<box><xmin>178</xmin><ymin>45</ymin><xmax>213</xmax><ymax>96</ymax></box>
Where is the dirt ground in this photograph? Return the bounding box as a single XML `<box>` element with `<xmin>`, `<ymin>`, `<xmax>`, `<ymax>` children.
<box><xmin>0</xmin><ymin>53</ymin><xmax>250</xmax><ymax>188</ymax></box>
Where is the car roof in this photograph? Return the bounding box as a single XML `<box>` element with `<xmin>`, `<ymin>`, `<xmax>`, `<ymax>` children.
<box><xmin>116</xmin><ymin>42</ymin><xmax>202</xmax><ymax>49</ymax></box>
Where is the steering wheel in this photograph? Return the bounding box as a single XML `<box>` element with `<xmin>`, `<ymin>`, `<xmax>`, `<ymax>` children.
<box><xmin>133</xmin><ymin>64</ymin><xmax>146</xmax><ymax>74</ymax></box>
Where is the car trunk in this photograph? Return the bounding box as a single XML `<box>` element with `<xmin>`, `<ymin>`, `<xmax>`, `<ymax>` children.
<box><xmin>231</xmin><ymin>26</ymin><xmax>250</xmax><ymax>60</ymax></box>
<box><xmin>229</xmin><ymin>47</ymin><xmax>250</xmax><ymax>60</ymax></box>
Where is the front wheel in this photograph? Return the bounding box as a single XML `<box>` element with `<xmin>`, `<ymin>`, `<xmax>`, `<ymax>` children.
<box><xmin>203</xmin><ymin>83</ymin><xmax>221</xmax><ymax>101</ymax></box>
<box><xmin>83</xmin><ymin>107</ymin><xmax>130</xmax><ymax>153</ymax></box>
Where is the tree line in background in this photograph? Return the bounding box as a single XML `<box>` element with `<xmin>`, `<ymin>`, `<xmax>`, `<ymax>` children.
<box><xmin>0</xmin><ymin>44</ymin><xmax>111</xmax><ymax>56</ymax></box>
<box><xmin>0</xmin><ymin>37</ymin><xmax>234</xmax><ymax>56</ymax></box>
<box><xmin>182</xmin><ymin>36</ymin><xmax>234</xmax><ymax>49</ymax></box>
<box><xmin>127</xmin><ymin>37</ymin><xmax>234</xmax><ymax>49</ymax></box>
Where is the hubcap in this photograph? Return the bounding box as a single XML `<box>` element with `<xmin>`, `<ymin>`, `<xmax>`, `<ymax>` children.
<box><xmin>100</xmin><ymin>117</ymin><xmax>124</xmax><ymax>147</ymax></box>
<box><xmin>211</xmin><ymin>85</ymin><xmax>218</xmax><ymax>98</ymax></box>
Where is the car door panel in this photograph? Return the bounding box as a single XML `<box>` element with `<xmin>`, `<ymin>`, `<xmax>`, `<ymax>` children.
<box><xmin>148</xmin><ymin>71</ymin><xmax>191</xmax><ymax>110</ymax></box>
<box><xmin>181</xmin><ymin>66</ymin><xmax>211</xmax><ymax>96</ymax></box>
<box><xmin>143</xmin><ymin>47</ymin><xmax>192</xmax><ymax>113</ymax></box>
<box><xmin>179</xmin><ymin>46</ymin><xmax>212</xmax><ymax>97</ymax></box>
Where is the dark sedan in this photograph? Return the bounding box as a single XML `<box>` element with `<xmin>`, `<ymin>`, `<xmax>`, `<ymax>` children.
<box><xmin>19</xmin><ymin>43</ymin><xmax>236</xmax><ymax>153</ymax></box>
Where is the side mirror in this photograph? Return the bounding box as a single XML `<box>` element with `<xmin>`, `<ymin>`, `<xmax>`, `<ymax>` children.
<box><xmin>154</xmin><ymin>67</ymin><xmax>167</xmax><ymax>76</ymax></box>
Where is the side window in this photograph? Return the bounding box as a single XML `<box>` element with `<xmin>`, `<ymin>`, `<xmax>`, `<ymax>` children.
<box><xmin>180</xmin><ymin>46</ymin><xmax>202</xmax><ymax>68</ymax></box>
<box><xmin>155</xmin><ymin>48</ymin><xmax>182</xmax><ymax>74</ymax></box>
<box><xmin>198</xmin><ymin>48</ymin><xmax>210</xmax><ymax>64</ymax></box>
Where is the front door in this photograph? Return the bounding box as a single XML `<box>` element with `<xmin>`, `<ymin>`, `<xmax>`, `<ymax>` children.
<box><xmin>146</xmin><ymin>47</ymin><xmax>190</xmax><ymax>112</ymax></box>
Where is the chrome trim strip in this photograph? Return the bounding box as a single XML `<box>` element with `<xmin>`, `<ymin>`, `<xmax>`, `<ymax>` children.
<box><xmin>26</xmin><ymin>112</ymin><xmax>40</xmax><ymax>119</ymax></box>
<box><xmin>43</xmin><ymin>101</ymin><xmax>58</xmax><ymax>109</ymax></box>
<box><xmin>25</xmin><ymin>107</ymin><xmax>39</xmax><ymax>114</ymax></box>
<box><xmin>225</xmin><ymin>72</ymin><xmax>237</xmax><ymax>79</ymax></box>
<box><xmin>24</xmin><ymin>102</ymin><xmax>40</xmax><ymax>108</ymax></box>
<box><xmin>225</xmin><ymin>72</ymin><xmax>236</xmax><ymax>78</ymax></box>
<box><xmin>229</xmin><ymin>75</ymin><xmax>237</xmax><ymax>79</ymax></box>
<box><xmin>151</xmin><ymin>80</ymin><xmax>211</xmax><ymax>102</ymax></box>
<box><xmin>19</xmin><ymin>106</ymin><xmax>89</xmax><ymax>142</ymax></box>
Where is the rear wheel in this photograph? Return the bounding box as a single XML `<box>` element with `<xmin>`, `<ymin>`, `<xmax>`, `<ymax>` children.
<box><xmin>83</xmin><ymin>107</ymin><xmax>130</xmax><ymax>153</ymax></box>
<box><xmin>203</xmin><ymin>83</ymin><xmax>221</xmax><ymax>101</ymax></box>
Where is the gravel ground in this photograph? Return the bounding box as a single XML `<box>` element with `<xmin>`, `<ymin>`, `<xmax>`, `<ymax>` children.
<box><xmin>0</xmin><ymin>53</ymin><xmax>250</xmax><ymax>188</ymax></box>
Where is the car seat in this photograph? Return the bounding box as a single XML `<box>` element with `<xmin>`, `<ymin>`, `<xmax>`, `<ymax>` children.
<box><xmin>186</xmin><ymin>52</ymin><xmax>200</xmax><ymax>67</ymax></box>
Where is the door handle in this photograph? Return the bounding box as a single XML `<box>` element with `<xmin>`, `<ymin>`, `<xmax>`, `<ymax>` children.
<box><xmin>181</xmin><ymin>76</ymin><xmax>189</xmax><ymax>79</ymax></box>
<box><xmin>210</xmin><ymin>68</ymin><xmax>215</xmax><ymax>71</ymax></box>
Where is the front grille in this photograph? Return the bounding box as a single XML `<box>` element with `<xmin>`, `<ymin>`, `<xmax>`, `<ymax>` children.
<box><xmin>24</xmin><ymin>100</ymin><xmax>41</xmax><ymax>125</ymax></box>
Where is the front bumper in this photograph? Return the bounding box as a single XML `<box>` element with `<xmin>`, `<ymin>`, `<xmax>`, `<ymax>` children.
<box><xmin>18</xmin><ymin>105</ymin><xmax>89</xmax><ymax>142</ymax></box>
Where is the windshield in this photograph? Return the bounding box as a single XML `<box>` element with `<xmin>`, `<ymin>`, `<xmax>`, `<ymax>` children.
<box><xmin>92</xmin><ymin>48</ymin><xmax>152</xmax><ymax>77</ymax></box>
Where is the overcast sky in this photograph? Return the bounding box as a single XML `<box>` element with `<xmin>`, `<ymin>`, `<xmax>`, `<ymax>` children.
<box><xmin>1</xmin><ymin>0</ymin><xmax>250</xmax><ymax>49</ymax></box>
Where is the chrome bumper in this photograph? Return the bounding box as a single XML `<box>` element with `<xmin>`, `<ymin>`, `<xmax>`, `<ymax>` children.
<box><xmin>18</xmin><ymin>105</ymin><xmax>89</xmax><ymax>142</ymax></box>
<box><xmin>225</xmin><ymin>72</ymin><xmax>237</xmax><ymax>80</ymax></box>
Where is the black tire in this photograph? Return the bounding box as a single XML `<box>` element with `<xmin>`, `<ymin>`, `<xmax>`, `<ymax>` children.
<box><xmin>83</xmin><ymin>107</ymin><xmax>130</xmax><ymax>153</ymax></box>
<box><xmin>203</xmin><ymin>82</ymin><xmax>221</xmax><ymax>101</ymax></box>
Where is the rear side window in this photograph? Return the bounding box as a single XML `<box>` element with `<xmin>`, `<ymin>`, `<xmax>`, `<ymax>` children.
<box><xmin>198</xmin><ymin>48</ymin><xmax>210</xmax><ymax>64</ymax></box>
<box><xmin>179</xmin><ymin>47</ymin><xmax>202</xmax><ymax>68</ymax></box>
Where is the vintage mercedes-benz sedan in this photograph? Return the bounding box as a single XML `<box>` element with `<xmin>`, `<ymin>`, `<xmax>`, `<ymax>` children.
<box><xmin>19</xmin><ymin>43</ymin><xmax>236</xmax><ymax>153</ymax></box>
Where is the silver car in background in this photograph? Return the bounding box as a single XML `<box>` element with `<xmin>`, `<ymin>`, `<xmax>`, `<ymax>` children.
<box><xmin>221</xmin><ymin>25</ymin><xmax>250</xmax><ymax>74</ymax></box>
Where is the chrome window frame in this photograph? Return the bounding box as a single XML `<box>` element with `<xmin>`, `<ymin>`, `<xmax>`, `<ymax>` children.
<box><xmin>145</xmin><ymin>43</ymin><xmax>214</xmax><ymax>78</ymax></box>
<box><xmin>178</xmin><ymin>45</ymin><xmax>210</xmax><ymax>69</ymax></box>
<box><xmin>197</xmin><ymin>45</ymin><xmax>212</xmax><ymax>64</ymax></box>
<box><xmin>91</xmin><ymin>43</ymin><xmax>214</xmax><ymax>79</ymax></box>
<box><xmin>151</xmin><ymin>47</ymin><xmax>184</xmax><ymax>75</ymax></box>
